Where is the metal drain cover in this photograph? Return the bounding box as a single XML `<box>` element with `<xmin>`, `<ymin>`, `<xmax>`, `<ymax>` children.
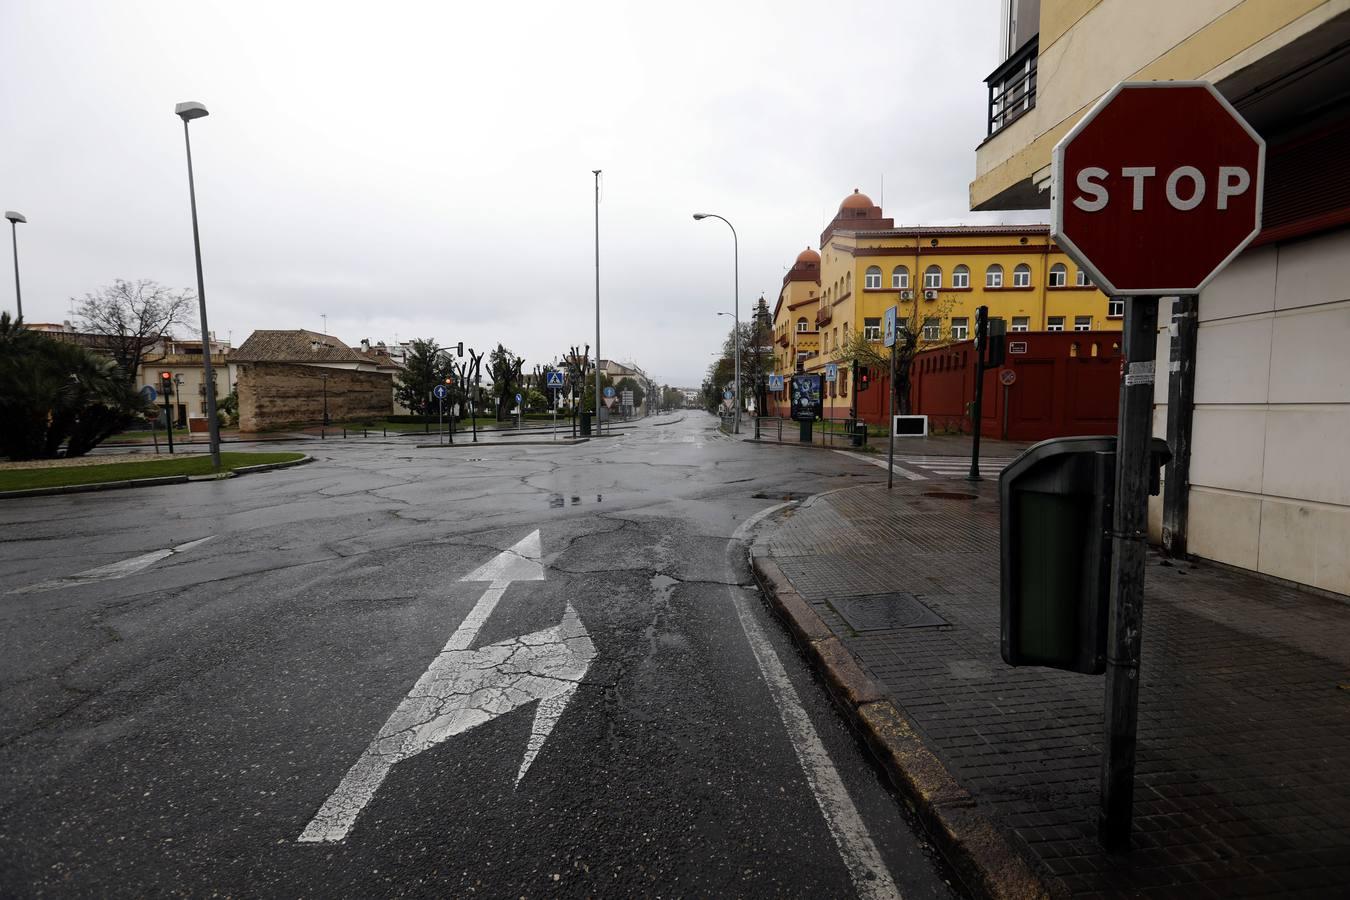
<box><xmin>922</xmin><ymin>491</ymin><xmax>977</xmax><ymax>501</ymax></box>
<box><xmin>830</xmin><ymin>592</ymin><xmax>946</xmax><ymax>632</ymax></box>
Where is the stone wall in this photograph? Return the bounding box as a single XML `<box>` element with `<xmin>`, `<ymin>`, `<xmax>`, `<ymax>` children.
<box><xmin>237</xmin><ymin>363</ymin><xmax>392</xmax><ymax>432</ymax></box>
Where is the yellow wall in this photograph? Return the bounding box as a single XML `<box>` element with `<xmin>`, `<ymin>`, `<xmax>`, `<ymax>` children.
<box><xmin>972</xmin><ymin>0</ymin><xmax>1341</xmax><ymax>209</ymax></box>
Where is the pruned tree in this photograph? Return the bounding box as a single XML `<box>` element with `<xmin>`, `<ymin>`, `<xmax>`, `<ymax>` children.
<box><xmin>488</xmin><ymin>343</ymin><xmax>524</xmax><ymax>421</ymax></box>
<box><xmin>75</xmin><ymin>279</ymin><xmax>196</xmax><ymax>382</ymax></box>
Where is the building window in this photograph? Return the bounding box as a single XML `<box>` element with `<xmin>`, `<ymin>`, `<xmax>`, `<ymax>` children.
<box><xmin>1049</xmin><ymin>263</ymin><xmax>1067</xmax><ymax>287</ymax></box>
<box><xmin>1076</xmin><ymin>268</ymin><xmax>1092</xmax><ymax>287</ymax></box>
<box><xmin>892</xmin><ymin>266</ymin><xmax>909</xmax><ymax>289</ymax></box>
<box><xmin>832</xmin><ymin>327</ymin><xmax>839</xmax><ymax>349</ymax></box>
<box><xmin>922</xmin><ymin>318</ymin><xmax>940</xmax><ymax>341</ymax></box>
<box><xmin>1047</xmin><ymin>316</ymin><xmax>1065</xmax><ymax>332</ymax></box>
<box><xmin>986</xmin><ymin>264</ymin><xmax>1004</xmax><ymax>288</ymax></box>
<box><xmin>1074</xmin><ymin>316</ymin><xmax>1092</xmax><ymax>331</ymax></box>
<box><xmin>1011</xmin><ymin>316</ymin><xmax>1030</xmax><ymax>331</ymax></box>
<box><xmin>1108</xmin><ymin>298</ymin><xmax>1124</xmax><ymax>317</ymax></box>
<box><xmin>924</xmin><ymin>265</ymin><xmax>942</xmax><ymax>289</ymax></box>
<box><xmin>952</xmin><ymin>265</ymin><xmax>970</xmax><ymax>288</ymax></box>
<box><xmin>1013</xmin><ymin>263</ymin><xmax>1032</xmax><ymax>287</ymax></box>
<box><xmin>951</xmin><ymin>317</ymin><xmax>969</xmax><ymax>340</ymax></box>
<box><xmin>865</xmin><ymin>266</ymin><xmax>882</xmax><ymax>289</ymax></box>
<box><xmin>863</xmin><ymin>317</ymin><xmax>881</xmax><ymax>341</ymax></box>
<box><xmin>796</xmin><ymin>317</ymin><xmax>809</xmax><ymax>332</ymax></box>
<box><xmin>846</xmin><ymin>272</ymin><xmax>852</xmax><ymax>294</ymax></box>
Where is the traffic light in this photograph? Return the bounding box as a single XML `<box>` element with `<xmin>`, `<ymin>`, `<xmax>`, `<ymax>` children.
<box><xmin>445</xmin><ymin>376</ymin><xmax>454</xmax><ymax>386</ymax></box>
<box><xmin>159</xmin><ymin>371</ymin><xmax>173</xmax><ymax>395</ymax></box>
<box><xmin>457</xmin><ymin>341</ymin><xmax>464</xmax><ymax>357</ymax></box>
<box><xmin>858</xmin><ymin>368</ymin><xmax>872</xmax><ymax>392</ymax></box>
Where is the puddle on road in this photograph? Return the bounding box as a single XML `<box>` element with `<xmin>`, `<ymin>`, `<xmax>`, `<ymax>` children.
<box><xmin>547</xmin><ymin>493</ymin><xmax>603</xmax><ymax>509</ymax></box>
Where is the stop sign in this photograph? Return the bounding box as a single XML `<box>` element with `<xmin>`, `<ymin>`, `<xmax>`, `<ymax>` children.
<box><xmin>1051</xmin><ymin>81</ymin><xmax>1264</xmax><ymax>296</ymax></box>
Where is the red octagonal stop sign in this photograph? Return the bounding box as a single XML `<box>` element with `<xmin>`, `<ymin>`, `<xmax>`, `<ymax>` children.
<box><xmin>1051</xmin><ymin>81</ymin><xmax>1265</xmax><ymax>296</ymax></box>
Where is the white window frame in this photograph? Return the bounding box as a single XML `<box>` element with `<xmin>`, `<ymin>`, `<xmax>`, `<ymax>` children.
<box><xmin>951</xmin><ymin>317</ymin><xmax>969</xmax><ymax>341</ymax></box>
<box><xmin>1108</xmin><ymin>298</ymin><xmax>1124</xmax><ymax>317</ymax></box>
<box><xmin>1049</xmin><ymin>263</ymin><xmax>1067</xmax><ymax>287</ymax></box>
<box><xmin>1011</xmin><ymin>316</ymin><xmax>1030</xmax><ymax>332</ymax></box>
<box><xmin>1074</xmin><ymin>316</ymin><xmax>1092</xmax><ymax>332</ymax></box>
<box><xmin>924</xmin><ymin>265</ymin><xmax>942</xmax><ymax>289</ymax></box>
<box><xmin>1047</xmin><ymin>316</ymin><xmax>1065</xmax><ymax>332</ymax></box>
<box><xmin>864</xmin><ymin>266</ymin><xmax>882</xmax><ymax>290</ymax></box>
<box><xmin>892</xmin><ymin>266</ymin><xmax>909</xmax><ymax>289</ymax></box>
<box><xmin>1013</xmin><ymin>264</ymin><xmax>1032</xmax><ymax>288</ymax></box>
<box><xmin>862</xmin><ymin>318</ymin><xmax>882</xmax><ymax>341</ymax></box>
<box><xmin>922</xmin><ymin>318</ymin><xmax>940</xmax><ymax>341</ymax></box>
<box><xmin>952</xmin><ymin>265</ymin><xmax>970</xmax><ymax>289</ymax></box>
<box><xmin>796</xmin><ymin>318</ymin><xmax>809</xmax><ymax>333</ymax></box>
<box><xmin>1076</xmin><ymin>268</ymin><xmax>1091</xmax><ymax>287</ymax></box>
<box><xmin>986</xmin><ymin>265</ymin><xmax>1003</xmax><ymax>288</ymax></box>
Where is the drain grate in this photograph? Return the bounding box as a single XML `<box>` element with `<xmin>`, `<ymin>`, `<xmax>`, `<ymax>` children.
<box><xmin>830</xmin><ymin>592</ymin><xmax>947</xmax><ymax>632</ymax></box>
<box><xmin>922</xmin><ymin>491</ymin><xmax>978</xmax><ymax>501</ymax></box>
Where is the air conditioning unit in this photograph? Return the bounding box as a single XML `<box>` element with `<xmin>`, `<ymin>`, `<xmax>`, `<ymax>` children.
<box><xmin>923</xmin><ymin>289</ymin><xmax>938</xmax><ymax>301</ymax></box>
<box><xmin>900</xmin><ymin>289</ymin><xmax>914</xmax><ymax>301</ymax></box>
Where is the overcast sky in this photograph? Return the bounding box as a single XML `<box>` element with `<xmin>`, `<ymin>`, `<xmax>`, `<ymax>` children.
<box><xmin>2</xmin><ymin>0</ymin><xmax>1041</xmax><ymax>387</ymax></box>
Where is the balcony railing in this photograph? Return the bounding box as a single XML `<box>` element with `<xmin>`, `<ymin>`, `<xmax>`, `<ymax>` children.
<box><xmin>986</xmin><ymin>34</ymin><xmax>1038</xmax><ymax>137</ymax></box>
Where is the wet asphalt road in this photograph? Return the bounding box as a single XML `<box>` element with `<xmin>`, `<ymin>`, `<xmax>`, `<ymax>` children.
<box><xmin>0</xmin><ymin>414</ymin><xmax>960</xmax><ymax>898</ymax></box>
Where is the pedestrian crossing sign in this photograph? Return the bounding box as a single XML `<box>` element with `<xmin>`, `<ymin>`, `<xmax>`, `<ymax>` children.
<box><xmin>546</xmin><ymin>371</ymin><xmax>565</xmax><ymax>388</ymax></box>
<box><xmin>768</xmin><ymin>374</ymin><xmax>784</xmax><ymax>391</ymax></box>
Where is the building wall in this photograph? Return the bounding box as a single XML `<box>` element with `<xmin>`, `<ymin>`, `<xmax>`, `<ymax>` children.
<box><xmin>237</xmin><ymin>362</ymin><xmax>393</xmax><ymax>432</ymax></box>
<box><xmin>136</xmin><ymin>355</ymin><xmax>234</xmax><ymax>425</ymax></box>
<box><xmin>1150</xmin><ymin>226</ymin><xmax>1350</xmax><ymax>595</ymax></box>
<box><xmin>972</xmin><ymin>0</ymin><xmax>1339</xmax><ymax>209</ymax></box>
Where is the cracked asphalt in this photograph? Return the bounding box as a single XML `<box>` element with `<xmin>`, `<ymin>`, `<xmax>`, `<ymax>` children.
<box><xmin>0</xmin><ymin>413</ymin><xmax>959</xmax><ymax>898</ymax></box>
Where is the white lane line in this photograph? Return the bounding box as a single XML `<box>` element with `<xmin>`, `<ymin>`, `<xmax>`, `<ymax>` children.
<box><xmin>728</xmin><ymin>505</ymin><xmax>902</xmax><ymax>900</ymax></box>
<box><xmin>833</xmin><ymin>450</ymin><xmax>926</xmax><ymax>482</ymax></box>
<box><xmin>9</xmin><ymin>536</ymin><xmax>216</xmax><ymax>595</ymax></box>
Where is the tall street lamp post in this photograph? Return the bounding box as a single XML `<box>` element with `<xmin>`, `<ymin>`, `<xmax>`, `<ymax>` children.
<box><xmin>174</xmin><ymin>101</ymin><xmax>221</xmax><ymax>471</ymax></box>
<box><xmin>592</xmin><ymin>170</ymin><xmax>602</xmax><ymax>437</ymax></box>
<box><xmin>694</xmin><ymin>213</ymin><xmax>739</xmax><ymax>434</ymax></box>
<box><xmin>4</xmin><ymin>211</ymin><xmax>25</xmax><ymax>321</ymax></box>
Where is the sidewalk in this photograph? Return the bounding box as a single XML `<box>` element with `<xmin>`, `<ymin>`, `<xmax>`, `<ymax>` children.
<box><xmin>751</xmin><ymin>478</ymin><xmax>1350</xmax><ymax>898</ymax></box>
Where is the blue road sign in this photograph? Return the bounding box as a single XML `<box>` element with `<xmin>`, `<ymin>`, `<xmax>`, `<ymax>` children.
<box><xmin>825</xmin><ymin>363</ymin><xmax>838</xmax><ymax>382</ymax></box>
<box><xmin>139</xmin><ymin>385</ymin><xmax>158</xmax><ymax>403</ymax></box>
<box><xmin>768</xmin><ymin>374</ymin><xmax>784</xmax><ymax>391</ymax></box>
<box><xmin>516</xmin><ymin>393</ymin><xmax>523</xmax><ymax>404</ymax></box>
<box><xmin>723</xmin><ymin>389</ymin><xmax>734</xmax><ymax>400</ymax></box>
<box><xmin>884</xmin><ymin>306</ymin><xmax>898</xmax><ymax>348</ymax></box>
<box><xmin>603</xmin><ymin>386</ymin><xmax>616</xmax><ymax>398</ymax></box>
<box><xmin>546</xmin><ymin>371</ymin><xmax>564</xmax><ymax>388</ymax></box>
<box><xmin>433</xmin><ymin>384</ymin><xmax>449</xmax><ymax>400</ymax></box>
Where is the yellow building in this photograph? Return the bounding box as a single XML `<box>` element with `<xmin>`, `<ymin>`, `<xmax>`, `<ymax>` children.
<box><xmin>971</xmin><ymin>0</ymin><xmax>1350</xmax><ymax>595</ymax></box>
<box><xmin>770</xmin><ymin>189</ymin><xmax>1119</xmax><ymax>414</ymax></box>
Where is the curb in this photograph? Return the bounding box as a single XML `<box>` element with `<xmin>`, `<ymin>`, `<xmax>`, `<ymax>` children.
<box><xmin>0</xmin><ymin>454</ymin><xmax>314</xmax><ymax>500</ymax></box>
<box><xmin>750</xmin><ymin>553</ymin><xmax>1049</xmax><ymax>900</ymax></box>
<box><xmin>414</xmin><ymin>439</ymin><xmax>590</xmax><ymax>449</ymax></box>
<box><xmin>742</xmin><ymin>437</ymin><xmax>879</xmax><ymax>454</ymax></box>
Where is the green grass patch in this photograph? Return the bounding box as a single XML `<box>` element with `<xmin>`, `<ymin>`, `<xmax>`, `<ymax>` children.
<box><xmin>0</xmin><ymin>452</ymin><xmax>306</xmax><ymax>492</ymax></box>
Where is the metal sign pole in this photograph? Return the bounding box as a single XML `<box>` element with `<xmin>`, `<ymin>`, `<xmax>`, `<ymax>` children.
<box><xmin>968</xmin><ymin>305</ymin><xmax>988</xmax><ymax>481</ymax></box>
<box><xmin>438</xmin><ymin>393</ymin><xmax>443</xmax><ymax>446</ymax></box>
<box><xmin>1099</xmin><ymin>295</ymin><xmax>1159</xmax><ymax>850</ymax></box>
<box><xmin>163</xmin><ymin>390</ymin><xmax>175</xmax><ymax>454</ymax></box>
<box><xmin>887</xmin><ymin>342</ymin><xmax>897</xmax><ymax>490</ymax></box>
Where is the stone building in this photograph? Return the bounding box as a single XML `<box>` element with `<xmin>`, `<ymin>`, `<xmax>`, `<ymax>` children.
<box><xmin>232</xmin><ymin>330</ymin><xmax>393</xmax><ymax>431</ymax></box>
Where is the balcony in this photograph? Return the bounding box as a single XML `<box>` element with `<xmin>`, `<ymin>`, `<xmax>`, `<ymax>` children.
<box><xmin>986</xmin><ymin>34</ymin><xmax>1037</xmax><ymax>138</ymax></box>
<box><xmin>815</xmin><ymin>306</ymin><xmax>832</xmax><ymax>328</ymax></box>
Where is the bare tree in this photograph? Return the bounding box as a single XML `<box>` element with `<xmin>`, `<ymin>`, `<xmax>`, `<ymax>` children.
<box><xmin>75</xmin><ymin>279</ymin><xmax>196</xmax><ymax>382</ymax></box>
<box><xmin>831</xmin><ymin>293</ymin><xmax>958</xmax><ymax>416</ymax></box>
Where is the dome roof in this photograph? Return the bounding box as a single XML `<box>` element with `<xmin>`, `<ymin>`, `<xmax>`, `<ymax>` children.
<box><xmin>795</xmin><ymin>246</ymin><xmax>820</xmax><ymax>265</ymax></box>
<box><xmin>840</xmin><ymin>189</ymin><xmax>874</xmax><ymax>211</ymax></box>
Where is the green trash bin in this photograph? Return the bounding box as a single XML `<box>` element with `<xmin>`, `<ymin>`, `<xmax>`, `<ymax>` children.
<box><xmin>999</xmin><ymin>436</ymin><xmax>1170</xmax><ymax>674</ymax></box>
<box><xmin>580</xmin><ymin>412</ymin><xmax>592</xmax><ymax>436</ymax></box>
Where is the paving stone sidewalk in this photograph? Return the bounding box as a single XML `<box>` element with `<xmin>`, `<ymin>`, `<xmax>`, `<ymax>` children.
<box><xmin>756</xmin><ymin>478</ymin><xmax>1350</xmax><ymax>898</ymax></box>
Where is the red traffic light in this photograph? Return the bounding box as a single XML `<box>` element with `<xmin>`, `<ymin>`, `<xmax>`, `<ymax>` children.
<box><xmin>858</xmin><ymin>368</ymin><xmax>872</xmax><ymax>392</ymax></box>
<box><xmin>159</xmin><ymin>371</ymin><xmax>172</xmax><ymax>381</ymax></box>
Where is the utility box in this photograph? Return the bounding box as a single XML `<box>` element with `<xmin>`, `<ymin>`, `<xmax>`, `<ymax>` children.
<box><xmin>999</xmin><ymin>436</ymin><xmax>1170</xmax><ymax>674</ymax></box>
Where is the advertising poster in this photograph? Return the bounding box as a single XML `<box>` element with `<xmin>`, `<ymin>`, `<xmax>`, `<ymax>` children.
<box><xmin>791</xmin><ymin>374</ymin><xmax>822</xmax><ymax>421</ymax></box>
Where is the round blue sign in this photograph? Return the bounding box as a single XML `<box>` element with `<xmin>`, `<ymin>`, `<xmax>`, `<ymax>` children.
<box><xmin>603</xmin><ymin>386</ymin><xmax>616</xmax><ymax>398</ymax></box>
<box><xmin>433</xmin><ymin>384</ymin><xmax>448</xmax><ymax>400</ymax></box>
<box><xmin>139</xmin><ymin>385</ymin><xmax>158</xmax><ymax>403</ymax></box>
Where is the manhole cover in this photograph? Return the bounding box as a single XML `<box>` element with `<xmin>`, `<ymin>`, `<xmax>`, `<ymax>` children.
<box><xmin>830</xmin><ymin>592</ymin><xmax>946</xmax><ymax>632</ymax></box>
<box><xmin>922</xmin><ymin>491</ymin><xmax>977</xmax><ymax>501</ymax></box>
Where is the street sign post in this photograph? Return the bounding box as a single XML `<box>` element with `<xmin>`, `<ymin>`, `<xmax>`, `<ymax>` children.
<box><xmin>433</xmin><ymin>383</ymin><xmax>449</xmax><ymax>445</ymax></box>
<box><xmin>884</xmin><ymin>306</ymin><xmax>898</xmax><ymax>488</ymax></box>
<box><xmin>1050</xmin><ymin>80</ymin><xmax>1264</xmax><ymax>850</ymax></box>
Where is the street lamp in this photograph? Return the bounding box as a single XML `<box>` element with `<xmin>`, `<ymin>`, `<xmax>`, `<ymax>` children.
<box><xmin>694</xmin><ymin>212</ymin><xmax>739</xmax><ymax>434</ymax></box>
<box><xmin>4</xmin><ymin>211</ymin><xmax>24</xmax><ymax>321</ymax></box>
<box><xmin>174</xmin><ymin>101</ymin><xmax>221</xmax><ymax>471</ymax></box>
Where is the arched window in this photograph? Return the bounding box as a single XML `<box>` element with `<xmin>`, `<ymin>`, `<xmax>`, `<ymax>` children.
<box><xmin>924</xmin><ymin>265</ymin><xmax>942</xmax><ymax>289</ymax></box>
<box><xmin>796</xmin><ymin>317</ymin><xmax>809</xmax><ymax>332</ymax></box>
<box><xmin>845</xmin><ymin>272</ymin><xmax>852</xmax><ymax>293</ymax></box>
<box><xmin>1049</xmin><ymin>262</ymin><xmax>1067</xmax><ymax>287</ymax></box>
<box><xmin>1013</xmin><ymin>263</ymin><xmax>1032</xmax><ymax>287</ymax></box>
<box><xmin>865</xmin><ymin>266</ymin><xmax>882</xmax><ymax>289</ymax></box>
<box><xmin>952</xmin><ymin>264</ymin><xmax>970</xmax><ymax>289</ymax></box>
<box><xmin>986</xmin><ymin>264</ymin><xmax>1004</xmax><ymax>288</ymax></box>
<box><xmin>892</xmin><ymin>266</ymin><xmax>909</xmax><ymax>289</ymax></box>
<box><xmin>1076</xmin><ymin>268</ymin><xmax>1092</xmax><ymax>287</ymax></box>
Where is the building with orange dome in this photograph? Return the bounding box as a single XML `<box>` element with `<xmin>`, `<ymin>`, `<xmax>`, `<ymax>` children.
<box><xmin>768</xmin><ymin>189</ymin><xmax>1121</xmax><ymax>422</ymax></box>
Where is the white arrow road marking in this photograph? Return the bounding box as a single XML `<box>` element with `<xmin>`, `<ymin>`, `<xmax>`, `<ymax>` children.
<box><xmin>299</xmin><ymin>530</ymin><xmax>596</xmax><ymax>844</ymax></box>
<box><xmin>8</xmin><ymin>536</ymin><xmax>216</xmax><ymax>595</ymax></box>
<box><xmin>729</xmin><ymin>504</ymin><xmax>902</xmax><ymax>900</ymax></box>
